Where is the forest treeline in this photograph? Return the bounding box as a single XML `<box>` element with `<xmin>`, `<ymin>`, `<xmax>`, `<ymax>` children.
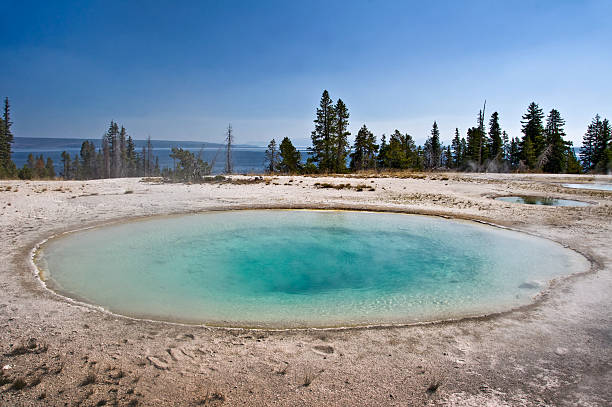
<box><xmin>58</xmin><ymin>121</ymin><xmax>162</xmax><ymax>180</ymax></box>
<box><xmin>1</xmin><ymin>93</ymin><xmax>611</xmax><ymax>181</ymax></box>
<box><xmin>264</xmin><ymin>90</ymin><xmax>611</xmax><ymax>174</ymax></box>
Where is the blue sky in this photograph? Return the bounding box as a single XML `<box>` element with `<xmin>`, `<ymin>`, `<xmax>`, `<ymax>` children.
<box><xmin>1</xmin><ymin>0</ymin><xmax>610</xmax><ymax>147</ymax></box>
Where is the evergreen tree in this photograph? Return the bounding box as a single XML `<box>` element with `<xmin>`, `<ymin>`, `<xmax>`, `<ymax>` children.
<box><xmin>27</xmin><ymin>153</ymin><xmax>35</xmax><ymax>170</ymax></box>
<box><xmin>71</xmin><ymin>154</ymin><xmax>80</xmax><ymax>180</ymax></box>
<box><xmin>119</xmin><ymin>126</ymin><xmax>127</xmax><ymax>177</ymax></box>
<box><xmin>522</xmin><ymin>136</ymin><xmax>536</xmax><ymax>169</ymax></box>
<box><xmin>102</xmin><ymin>136</ymin><xmax>111</xmax><ymax>178</ymax></box>
<box><xmin>501</xmin><ymin>131</ymin><xmax>510</xmax><ymax>161</ymax></box>
<box><xmin>80</xmin><ymin>141</ymin><xmax>97</xmax><ymax>179</ymax></box>
<box><xmin>126</xmin><ymin>135</ymin><xmax>136</xmax><ymax>176</ymax></box>
<box><xmin>264</xmin><ymin>138</ymin><xmax>280</xmax><ymax>173</ymax></box>
<box><xmin>45</xmin><ymin>157</ymin><xmax>56</xmax><ymax>178</ymax></box>
<box><xmin>169</xmin><ymin>147</ymin><xmax>211</xmax><ymax>181</ymax></box>
<box><xmin>334</xmin><ymin>99</ymin><xmax>350</xmax><ymax>172</ymax></box>
<box><xmin>466</xmin><ymin>127</ymin><xmax>480</xmax><ymax>165</ymax></box>
<box><xmin>278</xmin><ymin>137</ymin><xmax>301</xmax><ymax>173</ymax></box>
<box><xmin>543</xmin><ymin>109</ymin><xmax>568</xmax><ymax>173</ymax></box>
<box><xmin>566</xmin><ymin>143</ymin><xmax>582</xmax><ymax>174</ymax></box>
<box><xmin>424</xmin><ymin>121</ymin><xmax>441</xmax><ymax>169</ymax></box>
<box><xmin>520</xmin><ymin>102</ymin><xmax>545</xmax><ymax>167</ymax></box>
<box><xmin>378</xmin><ymin>130</ymin><xmax>413</xmax><ymax>169</ymax></box>
<box><xmin>18</xmin><ymin>165</ymin><xmax>32</xmax><ymax>180</ymax></box>
<box><xmin>444</xmin><ymin>146</ymin><xmax>452</xmax><ymax>168</ymax></box>
<box><xmin>60</xmin><ymin>151</ymin><xmax>71</xmax><ymax>179</ymax></box>
<box><xmin>415</xmin><ymin>146</ymin><xmax>424</xmax><ymax>170</ymax></box>
<box><xmin>451</xmin><ymin>128</ymin><xmax>462</xmax><ymax>168</ymax></box>
<box><xmin>0</xmin><ymin>98</ymin><xmax>16</xmax><ymax>177</ymax></box>
<box><xmin>488</xmin><ymin>112</ymin><xmax>503</xmax><ymax>161</ymax></box>
<box><xmin>377</xmin><ymin>134</ymin><xmax>387</xmax><ymax>169</ymax></box>
<box><xmin>350</xmin><ymin>125</ymin><xmax>378</xmax><ymax>171</ymax></box>
<box><xmin>580</xmin><ymin>114</ymin><xmax>601</xmax><ymax>172</ymax></box>
<box><xmin>309</xmin><ymin>90</ymin><xmax>336</xmax><ymax>172</ymax></box>
<box><xmin>509</xmin><ymin>137</ymin><xmax>521</xmax><ymax>170</ymax></box>
<box><xmin>34</xmin><ymin>155</ymin><xmax>46</xmax><ymax>178</ymax></box>
<box><xmin>594</xmin><ymin>118</ymin><xmax>611</xmax><ymax>172</ymax></box>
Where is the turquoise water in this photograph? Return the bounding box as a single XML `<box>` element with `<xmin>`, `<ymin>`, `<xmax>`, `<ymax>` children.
<box><xmin>496</xmin><ymin>196</ymin><xmax>591</xmax><ymax>207</ymax></box>
<box><xmin>37</xmin><ymin>210</ymin><xmax>588</xmax><ymax>328</ymax></box>
<box><xmin>563</xmin><ymin>183</ymin><xmax>612</xmax><ymax>191</ymax></box>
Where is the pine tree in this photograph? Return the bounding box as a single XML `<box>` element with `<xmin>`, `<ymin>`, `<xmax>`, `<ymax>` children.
<box><xmin>102</xmin><ymin>132</ymin><xmax>111</xmax><ymax>178</ymax></box>
<box><xmin>264</xmin><ymin>138</ymin><xmax>279</xmax><ymax>173</ymax></box>
<box><xmin>110</xmin><ymin>122</ymin><xmax>120</xmax><ymax>177</ymax></box>
<box><xmin>80</xmin><ymin>141</ymin><xmax>97</xmax><ymax>179</ymax></box>
<box><xmin>309</xmin><ymin>90</ymin><xmax>336</xmax><ymax>172</ymax></box>
<box><xmin>119</xmin><ymin>126</ymin><xmax>127</xmax><ymax>177</ymax></box>
<box><xmin>509</xmin><ymin>137</ymin><xmax>521</xmax><ymax>170</ymax></box>
<box><xmin>594</xmin><ymin>118</ymin><xmax>611</xmax><ymax>172</ymax></box>
<box><xmin>580</xmin><ymin>115</ymin><xmax>601</xmax><ymax>172</ymax></box>
<box><xmin>520</xmin><ymin>102</ymin><xmax>545</xmax><ymax>167</ymax></box>
<box><xmin>522</xmin><ymin>137</ymin><xmax>536</xmax><ymax>169</ymax></box>
<box><xmin>543</xmin><ymin>109</ymin><xmax>568</xmax><ymax>173</ymax></box>
<box><xmin>45</xmin><ymin>157</ymin><xmax>56</xmax><ymax>178</ymax></box>
<box><xmin>566</xmin><ymin>143</ymin><xmax>582</xmax><ymax>174</ymax></box>
<box><xmin>350</xmin><ymin>125</ymin><xmax>378</xmax><ymax>171</ymax></box>
<box><xmin>377</xmin><ymin>134</ymin><xmax>387</xmax><ymax>169</ymax></box>
<box><xmin>444</xmin><ymin>146</ymin><xmax>452</xmax><ymax>168</ymax></box>
<box><xmin>34</xmin><ymin>155</ymin><xmax>46</xmax><ymax>178</ymax></box>
<box><xmin>380</xmin><ymin>130</ymin><xmax>411</xmax><ymax>169</ymax></box>
<box><xmin>334</xmin><ymin>99</ymin><xmax>350</xmax><ymax>173</ymax></box>
<box><xmin>451</xmin><ymin>128</ymin><xmax>462</xmax><ymax>169</ymax></box>
<box><xmin>60</xmin><ymin>151</ymin><xmax>71</xmax><ymax>179</ymax></box>
<box><xmin>501</xmin><ymin>131</ymin><xmax>509</xmax><ymax>161</ymax></box>
<box><xmin>0</xmin><ymin>98</ymin><xmax>16</xmax><ymax>177</ymax></box>
<box><xmin>279</xmin><ymin>137</ymin><xmax>301</xmax><ymax>173</ymax></box>
<box><xmin>424</xmin><ymin>121</ymin><xmax>441</xmax><ymax>169</ymax></box>
<box><xmin>488</xmin><ymin>112</ymin><xmax>503</xmax><ymax>161</ymax></box>
<box><xmin>466</xmin><ymin>127</ymin><xmax>480</xmax><ymax>165</ymax></box>
<box><xmin>126</xmin><ymin>135</ymin><xmax>136</xmax><ymax>176</ymax></box>
<box><xmin>27</xmin><ymin>153</ymin><xmax>35</xmax><ymax>170</ymax></box>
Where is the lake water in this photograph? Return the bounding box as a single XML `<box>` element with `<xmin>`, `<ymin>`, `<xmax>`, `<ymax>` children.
<box><xmin>36</xmin><ymin>210</ymin><xmax>588</xmax><ymax>328</ymax></box>
<box><xmin>13</xmin><ymin>147</ymin><xmax>275</xmax><ymax>175</ymax></box>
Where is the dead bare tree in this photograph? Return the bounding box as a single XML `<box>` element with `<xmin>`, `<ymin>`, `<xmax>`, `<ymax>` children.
<box><xmin>224</xmin><ymin>124</ymin><xmax>233</xmax><ymax>174</ymax></box>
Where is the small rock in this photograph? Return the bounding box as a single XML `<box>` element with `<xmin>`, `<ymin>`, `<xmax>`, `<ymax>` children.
<box><xmin>555</xmin><ymin>347</ymin><xmax>568</xmax><ymax>356</ymax></box>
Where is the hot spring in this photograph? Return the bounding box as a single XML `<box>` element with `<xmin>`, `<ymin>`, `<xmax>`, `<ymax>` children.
<box><xmin>35</xmin><ymin>210</ymin><xmax>588</xmax><ymax>328</ymax></box>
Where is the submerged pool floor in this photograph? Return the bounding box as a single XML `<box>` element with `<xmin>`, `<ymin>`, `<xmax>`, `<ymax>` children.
<box><xmin>37</xmin><ymin>210</ymin><xmax>588</xmax><ymax>327</ymax></box>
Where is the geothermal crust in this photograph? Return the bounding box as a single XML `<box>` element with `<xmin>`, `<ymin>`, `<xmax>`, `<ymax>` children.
<box><xmin>0</xmin><ymin>173</ymin><xmax>611</xmax><ymax>406</ymax></box>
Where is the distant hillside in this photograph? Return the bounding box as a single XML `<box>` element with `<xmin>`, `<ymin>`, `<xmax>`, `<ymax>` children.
<box><xmin>13</xmin><ymin>137</ymin><xmax>262</xmax><ymax>151</ymax></box>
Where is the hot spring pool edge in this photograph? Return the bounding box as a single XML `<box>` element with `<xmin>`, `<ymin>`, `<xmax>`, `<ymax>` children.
<box><xmin>28</xmin><ymin>205</ymin><xmax>597</xmax><ymax>331</ymax></box>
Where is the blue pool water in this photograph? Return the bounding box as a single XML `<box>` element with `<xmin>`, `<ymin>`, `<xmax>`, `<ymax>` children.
<box><xmin>562</xmin><ymin>183</ymin><xmax>612</xmax><ymax>191</ymax></box>
<box><xmin>36</xmin><ymin>210</ymin><xmax>588</xmax><ymax>327</ymax></box>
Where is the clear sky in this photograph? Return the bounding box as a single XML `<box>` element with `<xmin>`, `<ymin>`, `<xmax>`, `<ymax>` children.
<box><xmin>1</xmin><ymin>0</ymin><xmax>610</xmax><ymax>147</ymax></box>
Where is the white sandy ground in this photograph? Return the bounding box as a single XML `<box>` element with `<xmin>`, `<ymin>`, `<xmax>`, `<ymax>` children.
<box><xmin>0</xmin><ymin>172</ymin><xmax>610</xmax><ymax>406</ymax></box>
